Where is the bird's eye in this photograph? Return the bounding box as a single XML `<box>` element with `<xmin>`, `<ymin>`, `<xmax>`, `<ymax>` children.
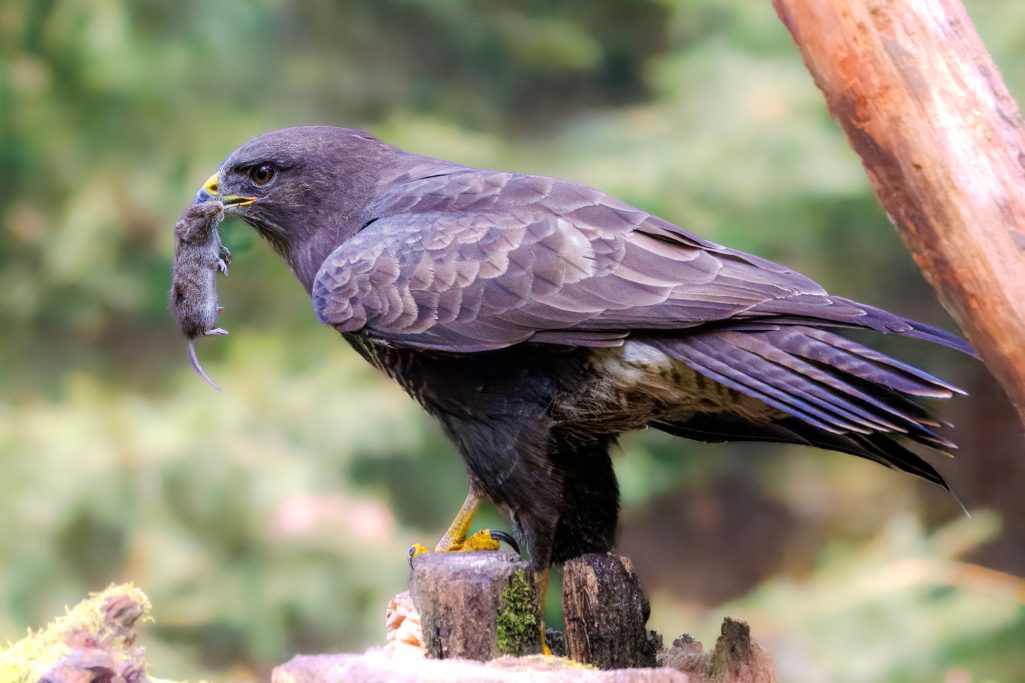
<box><xmin>250</xmin><ymin>164</ymin><xmax>275</xmax><ymax>186</ymax></box>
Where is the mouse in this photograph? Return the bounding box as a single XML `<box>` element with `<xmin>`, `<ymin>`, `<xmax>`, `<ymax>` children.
<box><xmin>170</xmin><ymin>201</ymin><xmax>231</xmax><ymax>391</ymax></box>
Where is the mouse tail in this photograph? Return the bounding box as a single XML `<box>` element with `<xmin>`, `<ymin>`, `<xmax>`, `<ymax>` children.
<box><xmin>188</xmin><ymin>339</ymin><xmax>222</xmax><ymax>391</ymax></box>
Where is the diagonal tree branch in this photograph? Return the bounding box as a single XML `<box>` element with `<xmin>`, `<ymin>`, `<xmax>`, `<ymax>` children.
<box><xmin>773</xmin><ymin>0</ymin><xmax>1025</xmax><ymax>424</ymax></box>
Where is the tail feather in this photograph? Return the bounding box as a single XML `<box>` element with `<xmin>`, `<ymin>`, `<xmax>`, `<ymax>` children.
<box><xmin>648</xmin><ymin>320</ymin><xmax>969</xmax><ymax>491</ymax></box>
<box><xmin>721</xmin><ymin>330</ymin><xmax>946</xmax><ymax>439</ymax></box>
<box><xmin>656</xmin><ymin>335</ymin><xmax>856</xmax><ymax>434</ymax></box>
<box><xmin>781</xmin><ymin>327</ymin><xmax>965</xmax><ymax>397</ymax></box>
<box><xmin>850</xmin><ymin>303</ymin><xmax>976</xmax><ymax>357</ymax></box>
<box><xmin>653</xmin><ymin>414</ymin><xmax>949</xmax><ymax>490</ymax></box>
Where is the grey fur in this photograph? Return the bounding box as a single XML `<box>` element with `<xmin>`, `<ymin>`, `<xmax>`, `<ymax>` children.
<box><xmin>170</xmin><ymin>201</ymin><xmax>230</xmax><ymax>391</ymax></box>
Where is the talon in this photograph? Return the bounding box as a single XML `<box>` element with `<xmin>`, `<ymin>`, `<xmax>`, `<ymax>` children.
<box><xmin>412</xmin><ymin>492</ymin><xmax>515</xmax><ymax>563</ymax></box>
<box><xmin>408</xmin><ymin>543</ymin><xmax>429</xmax><ymax>567</ymax></box>
<box><xmin>217</xmin><ymin>258</ymin><xmax>229</xmax><ymax>275</ymax></box>
<box><xmin>487</xmin><ymin>530</ymin><xmax>520</xmax><ymax>555</ymax></box>
<box><xmin>205</xmin><ymin>327</ymin><xmax>229</xmax><ymax>336</ymax></box>
<box><xmin>458</xmin><ymin>529</ymin><xmax>501</xmax><ymax>552</ymax></box>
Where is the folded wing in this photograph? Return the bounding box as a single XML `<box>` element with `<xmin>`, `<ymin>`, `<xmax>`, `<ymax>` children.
<box><xmin>313</xmin><ymin>170</ymin><xmax>970</xmax><ymax>355</ymax></box>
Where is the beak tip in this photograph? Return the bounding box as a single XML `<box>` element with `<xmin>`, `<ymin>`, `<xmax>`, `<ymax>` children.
<box><xmin>194</xmin><ymin>188</ymin><xmax>215</xmax><ymax>204</ymax></box>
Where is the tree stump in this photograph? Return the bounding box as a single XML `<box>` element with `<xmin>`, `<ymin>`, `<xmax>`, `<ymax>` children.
<box><xmin>562</xmin><ymin>554</ymin><xmax>661</xmax><ymax>669</ymax></box>
<box><xmin>409</xmin><ymin>551</ymin><xmax>542</xmax><ymax>661</ymax></box>
<box><xmin>660</xmin><ymin>618</ymin><xmax>777</xmax><ymax>683</ymax></box>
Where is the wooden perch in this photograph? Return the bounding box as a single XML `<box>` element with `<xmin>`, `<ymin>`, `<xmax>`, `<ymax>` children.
<box><xmin>774</xmin><ymin>0</ymin><xmax>1025</xmax><ymax>423</ymax></box>
<box><xmin>563</xmin><ymin>554</ymin><xmax>660</xmax><ymax>669</ymax></box>
<box><xmin>409</xmin><ymin>551</ymin><xmax>543</xmax><ymax>660</ymax></box>
<box><xmin>282</xmin><ymin>550</ymin><xmax>773</xmax><ymax>683</ymax></box>
<box><xmin>1</xmin><ymin>562</ymin><xmax>771</xmax><ymax>682</ymax></box>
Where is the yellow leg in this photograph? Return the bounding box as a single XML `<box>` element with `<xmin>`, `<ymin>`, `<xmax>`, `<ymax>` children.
<box><xmin>409</xmin><ymin>492</ymin><xmax>502</xmax><ymax>560</ymax></box>
<box><xmin>537</xmin><ymin>566</ymin><xmax>553</xmax><ymax>656</ymax></box>
<box><xmin>435</xmin><ymin>493</ymin><xmax>488</xmax><ymax>551</ymax></box>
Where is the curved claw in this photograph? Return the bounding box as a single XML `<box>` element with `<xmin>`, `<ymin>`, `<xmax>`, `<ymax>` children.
<box><xmin>487</xmin><ymin>530</ymin><xmax>521</xmax><ymax>555</ymax></box>
<box><xmin>408</xmin><ymin>543</ymin><xmax>429</xmax><ymax>568</ymax></box>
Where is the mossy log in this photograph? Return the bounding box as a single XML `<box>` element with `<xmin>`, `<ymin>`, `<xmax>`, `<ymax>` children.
<box><xmin>0</xmin><ymin>584</ymin><xmax>167</xmax><ymax>683</ymax></box>
<box><xmin>0</xmin><ymin>560</ymin><xmax>776</xmax><ymax>683</ymax></box>
<box><xmin>408</xmin><ymin>551</ymin><xmax>542</xmax><ymax>660</ymax></box>
<box><xmin>401</xmin><ymin>550</ymin><xmax>775</xmax><ymax>680</ymax></box>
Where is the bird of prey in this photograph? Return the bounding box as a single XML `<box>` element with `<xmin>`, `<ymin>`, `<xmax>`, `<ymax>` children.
<box><xmin>194</xmin><ymin>126</ymin><xmax>970</xmax><ymax>643</ymax></box>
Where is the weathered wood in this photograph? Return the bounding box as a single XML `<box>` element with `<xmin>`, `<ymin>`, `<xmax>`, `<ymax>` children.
<box><xmin>272</xmin><ymin>652</ymin><xmax>690</xmax><ymax>683</ymax></box>
<box><xmin>708</xmin><ymin>618</ymin><xmax>777</xmax><ymax>683</ymax></box>
<box><xmin>408</xmin><ymin>551</ymin><xmax>542</xmax><ymax>661</ymax></box>
<box><xmin>660</xmin><ymin>619</ymin><xmax>776</xmax><ymax>683</ymax></box>
<box><xmin>773</xmin><ymin>0</ymin><xmax>1025</xmax><ymax>423</ymax></box>
<box><xmin>562</xmin><ymin>554</ymin><xmax>661</xmax><ymax>669</ymax></box>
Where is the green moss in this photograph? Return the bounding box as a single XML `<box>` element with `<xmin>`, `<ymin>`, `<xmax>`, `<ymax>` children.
<box><xmin>496</xmin><ymin>570</ymin><xmax>542</xmax><ymax>656</ymax></box>
<box><xmin>0</xmin><ymin>584</ymin><xmax>155</xmax><ymax>683</ymax></box>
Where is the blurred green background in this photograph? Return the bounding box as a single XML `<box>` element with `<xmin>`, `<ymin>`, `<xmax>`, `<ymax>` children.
<box><xmin>2</xmin><ymin>1</ymin><xmax>1024</xmax><ymax>681</ymax></box>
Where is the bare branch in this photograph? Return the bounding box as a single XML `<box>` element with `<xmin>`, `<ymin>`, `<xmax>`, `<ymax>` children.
<box><xmin>774</xmin><ymin>0</ymin><xmax>1025</xmax><ymax>423</ymax></box>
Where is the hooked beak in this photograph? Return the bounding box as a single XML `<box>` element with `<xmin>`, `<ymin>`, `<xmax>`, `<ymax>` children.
<box><xmin>194</xmin><ymin>173</ymin><xmax>257</xmax><ymax>207</ymax></box>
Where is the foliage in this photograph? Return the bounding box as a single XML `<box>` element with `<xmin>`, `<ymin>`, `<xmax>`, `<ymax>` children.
<box><xmin>2</xmin><ymin>1</ymin><xmax>1024</xmax><ymax>681</ymax></box>
<box><xmin>681</xmin><ymin>514</ymin><xmax>1025</xmax><ymax>683</ymax></box>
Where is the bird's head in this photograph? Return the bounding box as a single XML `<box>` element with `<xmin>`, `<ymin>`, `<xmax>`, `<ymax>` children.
<box><xmin>195</xmin><ymin>126</ymin><xmax>401</xmax><ymax>286</ymax></box>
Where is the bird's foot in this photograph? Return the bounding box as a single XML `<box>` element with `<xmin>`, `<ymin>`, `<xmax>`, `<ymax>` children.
<box><xmin>442</xmin><ymin>528</ymin><xmax>502</xmax><ymax>553</ymax></box>
<box><xmin>408</xmin><ymin>529</ymin><xmax>520</xmax><ymax>563</ymax></box>
<box><xmin>407</xmin><ymin>493</ymin><xmax>521</xmax><ymax>565</ymax></box>
<box><xmin>205</xmin><ymin>327</ymin><xmax>229</xmax><ymax>336</ymax></box>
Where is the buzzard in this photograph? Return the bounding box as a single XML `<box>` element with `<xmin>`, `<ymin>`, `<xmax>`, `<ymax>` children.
<box><xmin>194</xmin><ymin>126</ymin><xmax>970</xmax><ymax>639</ymax></box>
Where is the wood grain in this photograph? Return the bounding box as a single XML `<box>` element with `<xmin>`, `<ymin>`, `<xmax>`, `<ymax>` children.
<box><xmin>562</xmin><ymin>554</ymin><xmax>660</xmax><ymax>669</ymax></box>
<box><xmin>774</xmin><ymin>0</ymin><xmax>1025</xmax><ymax>423</ymax></box>
<box><xmin>408</xmin><ymin>551</ymin><xmax>542</xmax><ymax>661</ymax></box>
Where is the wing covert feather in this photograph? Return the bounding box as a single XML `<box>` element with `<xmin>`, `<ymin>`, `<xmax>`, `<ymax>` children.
<box><xmin>311</xmin><ymin>171</ymin><xmax>927</xmax><ymax>352</ymax></box>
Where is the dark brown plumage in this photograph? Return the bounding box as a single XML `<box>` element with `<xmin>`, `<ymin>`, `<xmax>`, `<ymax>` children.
<box><xmin>196</xmin><ymin>125</ymin><xmax>972</xmax><ymax>570</ymax></box>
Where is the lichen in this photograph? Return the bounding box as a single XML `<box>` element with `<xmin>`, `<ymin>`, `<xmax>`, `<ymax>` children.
<box><xmin>0</xmin><ymin>583</ymin><xmax>155</xmax><ymax>683</ymax></box>
<box><xmin>495</xmin><ymin>570</ymin><xmax>542</xmax><ymax>656</ymax></box>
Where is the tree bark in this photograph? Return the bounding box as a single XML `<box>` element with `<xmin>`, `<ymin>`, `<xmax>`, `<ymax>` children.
<box><xmin>408</xmin><ymin>551</ymin><xmax>542</xmax><ymax>661</ymax></box>
<box><xmin>773</xmin><ymin>0</ymin><xmax>1025</xmax><ymax>423</ymax></box>
<box><xmin>562</xmin><ymin>554</ymin><xmax>661</xmax><ymax>670</ymax></box>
